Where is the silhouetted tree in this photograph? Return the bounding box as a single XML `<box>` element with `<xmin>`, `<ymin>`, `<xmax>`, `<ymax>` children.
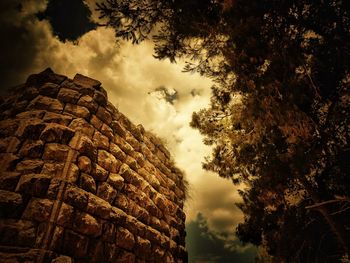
<box><xmin>98</xmin><ymin>0</ymin><xmax>350</xmax><ymax>261</ymax></box>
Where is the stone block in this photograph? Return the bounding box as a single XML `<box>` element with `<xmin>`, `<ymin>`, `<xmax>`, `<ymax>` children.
<box><xmin>47</xmin><ymin>178</ymin><xmax>62</xmax><ymax>199</ymax></box>
<box><xmin>119</xmin><ymin>165</ymin><xmax>141</xmax><ymax>186</ymax></box>
<box><xmin>140</xmin><ymin>144</ymin><xmax>153</xmax><ymax>160</ymax></box>
<box><xmin>38</xmin><ymin>82</ymin><xmax>60</xmax><ymax>97</ymax></box>
<box><xmin>57</xmin><ymin>88</ymin><xmax>81</xmax><ymax>104</ymax></box>
<box><xmin>41</xmin><ymin>162</ymin><xmax>64</xmax><ymax>178</ymax></box>
<box><xmin>138</xmin><ymin>168</ymin><xmax>160</xmax><ymax>190</ymax></box>
<box><xmin>57</xmin><ymin>202</ymin><xmax>74</xmax><ymax>228</ymax></box>
<box><xmin>96</xmin><ymin>106</ymin><xmax>112</xmax><ymax>125</ymax></box>
<box><xmin>51</xmin><ymin>256</ymin><xmax>73</xmax><ymax>263</ymax></box>
<box><xmin>106</xmin><ymin>101</ymin><xmax>118</xmax><ymax>115</ymax></box>
<box><xmin>101</xmin><ymin>123</ymin><xmax>114</xmax><ymax>140</ymax></box>
<box><xmin>15</xmin><ymin>173</ymin><xmax>51</xmax><ymax>196</ymax></box>
<box><xmin>62</xmin><ymin>79</ymin><xmax>94</xmax><ymax>97</ymax></box>
<box><xmin>19</xmin><ymin>140</ymin><xmax>44</xmax><ymax>158</ymax></box>
<box><xmin>79</xmin><ymin>173</ymin><xmax>96</xmax><ymax>194</ymax></box>
<box><xmin>73</xmin><ymin>73</ymin><xmax>101</xmax><ymax>89</ymax></box>
<box><xmin>93</xmin><ymin>130</ymin><xmax>109</xmax><ymax>150</ymax></box>
<box><xmin>77</xmin><ymin>95</ymin><xmax>98</xmax><ymax>113</ymax></box>
<box><xmin>97</xmin><ymin>182</ymin><xmax>117</xmax><ymax>204</ymax></box>
<box><xmin>159</xmin><ymin>220</ymin><xmax>170</xmax><ymax>237</ymax></box>
<box><xmin>129</xmin><ymin>125</ymin><xmax>143</xmax><ymax>141</ymax></box>
<box><xmin>114</xmin><ymin>194</ymin><xmax>129</xmax><ymax>211</ymax></box>
<box><xmin>63</xmin><ymin>184</ymin><xmax>88</xmax><ymax>210</ymax></box>
<box><xmin>111</xmin><ymin>121</ymin><xmax>126</xmax><ymax>137</ymax></box>
<box><xmin>91</xmin><ymin>164</ymin><xmax>109</xmax><ymax>182</ymax></box>
<box><xmin>116</xmin><ymin>227</ymin><xmax>135</xmax><ymax>251</ymax></box>
<box><xmin>77</xmin><ymin>156</ymin><xmax>92</xmax><ymax>173</ymax></box>
<box><xmin>64</xmin><ymin>103</ymin><xmax>90</xmax><ymax>120</ymax></box>
<box><xmin>169</xmin><ymin>227</ymin><xmax>180</xmax><ymax>243</ymax></box>
<box><xmin>43</xmin><ymin>143</ymin><xmax>73</xmax><ymax>162</ymax></box>
<box><xmin>65</xmin><ymin>163</ymin><xmax>79</xmax><ymax>183</ymax></box>
<box><xmin>16</xmin><ymin>159</ymin><xmax>44</xmax><ymax>174</ymax></box>
<box><xmin>86</xmin><ymin>193</ymin><xmax>112</xmax><ymax>219</ymax></box>
<box><xmin>125</xmin><ymin>216</ymin><xmax>147</xmax><ymax>237</ymax></box>
<box><xmin>90</xmin><ymin>115</ymin><xmax>103</xmax><ymax>130</ymax></box>
<box><xmin>40</xmin><ymin>123</ymin><xmax>75</xmax><ymax>144</ymax></box>
<box><xmin>69</xmin><ymin>118</ymin><xmax>95</xmax><ymax>137</ymax></box>
<box><xmin>43</xmin><ymin>112</ymin><xmax>73</xmax><ymax>126</ymax></box>
<box><xmin>107</xmin><ymin>173</ymin><xmax>124</xmax><ymax>191</ymax></box>
<box><xmin>110</xmin><ymin>143</ymin><xmax>126</xmax><ymax>161</ymax></box>
<box><xmin>150</xmin><ymin>217</ymin><xmax>162</xmax><ymax>233</ymax></box>
<box><xmin>18</xmin><ymin>86</ymin><xmax>39</xmax><ymax>101</ymax></box>
<box><xmin>114</xmin><ymin>136</ymin><xmax>133</xmax><ymax>154</ymax></box>
<box><xmin>125</xmin><ymin>156</ymin><xmax>140</xmax><ymax>171</ymax></box>
<box><xmin>27</xmin><ymin>95</ymin><xmax>63</xmax><ymax>113</ymax></box>
<box><xmin>16</xmin><ymin>109</ymin><xmax>46</xmax><ymax>119</ymax></box>
<box><xmin>130</xmin><ymin>202</ymin><xmax>149</xmax><ymax>224</ymax></box>
<box><xmin>125</xmin><ymin>133</ymin><xmax>140</xmax><ymax>152</ymax></box>
<box><xmin>98</xmin><ymin>149</ymin><xmax>121</xmax><ymax>173</ymax></box>
<box><xmin>73</xmin><ymin>211</ymin><xmax>102</xmax><ymax>237</ymax></box>
<box><xmin>132</xmin><ymin>152</ymin><xmax>146</xmax><ymax>167</ymax></box>
<box><xmin>93</xmin><ymin>90</ymin><xmax>107</xmax><ymax>106</ymax></box>
<box><xmin>110</xmin><ymin>207</ymin><xmax>128</xmax><ymax>225</ymax></box>
<box><xmin>144</xmin><ymin>227</ymin><xmax>162</xmax><ymax>245</ymax></box>
<box><xmin>15</xmin><ymin>118</ymin><xmax>46</xmax><ymax>139</ymax></box>
<box><xmin>22</xmin><ymin>198</ymin><xmax>53</xmax><ymax>222</ymax></box>
<box><xmin>69</xmin><ymin>133</ymin><xmax>97</xmax><ymax>162</ymax></box>
<box><xmin>118</xmin><ymin>114</ymin><xmax>132</xmax><ymax>130</ymax></box>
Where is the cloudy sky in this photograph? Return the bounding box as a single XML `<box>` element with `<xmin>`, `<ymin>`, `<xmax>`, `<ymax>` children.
<box><xmin>0</xmin><ymin>1</ymin><xmax>256</xmax><ymax>261</ymax></box>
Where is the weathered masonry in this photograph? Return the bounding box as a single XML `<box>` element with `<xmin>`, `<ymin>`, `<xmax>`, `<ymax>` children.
<box><xmin>0</xmin><ymin>69</ymin><xmax>187</xmax><ymax>263</ymax></box>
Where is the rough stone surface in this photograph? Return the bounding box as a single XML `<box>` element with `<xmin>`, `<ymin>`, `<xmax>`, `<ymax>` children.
<box><xmin>0</xmin><ymin>69</ymin><xmax>187</xmax><ymax>263</ymax></box>
<box><xmin>51</xmin><ymin>256</ymin><xmax>73</xmax><ymax>263</ymax></box>
<box><xmin>40</xmin><ymin>123</ymin><xmax>75</xmax><ymax>144</ymax></box>
<box><xmin>22</xmin><ymin>198</ymin><xmax>53</xmax><ymax>222</ymax></box>
<box><xmin>80</xmin><ymin>173</ymin><xmax>96</xmax><ymax>193</ymax></box>
<box><xmin>27</xmin><ymin>95</ymin><xmax>63</xmax><ymax>113</ymax></box>
<box><xmin>19</xmin><ymin>140</ymin><xmax>44</xmax><ymax>158</ymax></box>
<box><xmin>74</xmin><ymin>211</ymin><xmax>102</xmax><ymax>237</ymax></box>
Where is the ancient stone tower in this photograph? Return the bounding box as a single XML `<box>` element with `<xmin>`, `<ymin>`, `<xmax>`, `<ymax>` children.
<box><xmin>0</xmin><ymin>69</ymin><xmax>187</xmax><ymax>263</ymax></box>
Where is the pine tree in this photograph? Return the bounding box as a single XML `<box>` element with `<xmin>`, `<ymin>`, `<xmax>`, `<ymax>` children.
<box><xmin>98</xmin><ymin>0</ymin><xmax>350</xmax><ymax>260</ymax></box>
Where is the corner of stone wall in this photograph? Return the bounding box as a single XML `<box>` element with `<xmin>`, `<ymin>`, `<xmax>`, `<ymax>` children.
<box><xmin>0</xmin><ymin>68</ymin><xmax>188</xmax><ymax>263</ymax></box>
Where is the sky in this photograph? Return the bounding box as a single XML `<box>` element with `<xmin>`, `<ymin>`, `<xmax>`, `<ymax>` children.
<box><xmin>0</xmin><ymin>0</ymin><xmax>256</xmax><ymax>261</ymax></box>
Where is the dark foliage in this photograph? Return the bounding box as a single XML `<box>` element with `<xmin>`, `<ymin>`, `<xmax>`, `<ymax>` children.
<box><xmin>37</xmin><ymin>0</ymin><xmax>96</xmax><ymax>41</ymax></box>
<box><xmin>98</xmin><ymin>0</ymin><xmax>350</xmax><ymax>261</ymax></box>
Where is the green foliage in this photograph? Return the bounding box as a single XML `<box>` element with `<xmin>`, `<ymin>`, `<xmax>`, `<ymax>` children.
<box><xmin>98</xmin><ymin>0</ymin><xmax>350</xmax><ymax>261</ymax></box>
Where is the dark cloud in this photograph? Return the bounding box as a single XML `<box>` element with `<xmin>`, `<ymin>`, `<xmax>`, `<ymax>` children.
<box><xmin>37</xmin><ymin>0</ymin><xmax>96</xmax><ymax>41</ymax></box>
<box><xmin>186</xmin><ymin>213</ymin><xmax>257</xmax><ymax>263</ymax></box>
<box><xmin>0</xmin><ymin>1</ymin><xmax>45</xmax><ymax>92</ymax></box>
<box><xmin>191</xmin><ymin>89</ymin><xmax>202</xmax><ymax>97</ymax></box>
<box><xmin>149</xmin><ymin>86</ymin><xmax>179</xmax><ymax>104</ymax></box>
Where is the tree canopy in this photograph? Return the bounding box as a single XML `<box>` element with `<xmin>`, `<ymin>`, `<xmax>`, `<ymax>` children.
<box><xmin>98</xmin><ymin>0</ymin><xmax>350</xmax><ymax>261</ymax></box>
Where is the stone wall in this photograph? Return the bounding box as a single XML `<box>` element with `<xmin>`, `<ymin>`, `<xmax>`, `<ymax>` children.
<box><xmin>0</xmin><ymin>69</ymin><xmax>187</xmax><ymax>263</ymax></box>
